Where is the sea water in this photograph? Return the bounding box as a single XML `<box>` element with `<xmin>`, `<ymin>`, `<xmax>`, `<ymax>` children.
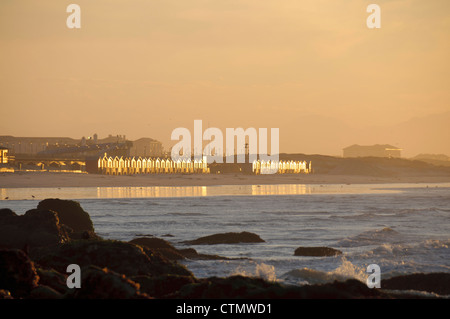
<box><xmin>1</xmin><ymin>183</ymin><xmax>449</xmax><ymax>286</ymax></box>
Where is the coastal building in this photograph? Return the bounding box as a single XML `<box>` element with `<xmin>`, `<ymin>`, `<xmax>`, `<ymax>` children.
<box><xmin>0</xmin><ymin>147</ymin><xmax>8</xmax><ymax>164</ymax></box>
<box><xmin>0</xmin><ymin>146</ymin><xmax>15</xmax><ymax>172</ymax></box>
<box><xmin>93</xmin><ymin>154</ymin><xmax>209</xmax><ymax>175</ymax></box>
<box><xmin>92</xmin><ymin>153</ymin><xmax>311</xmax><ymax>176</ymax></box>
<box><xmin>0</xmin><ymin>136</ymin><xmax>76</xmax><ymax>155</ymax></box>
<box><xmin>343</xmin><ymin>144</ymin><xmax>402</xmax><ymax>158</ymax></box>
<box><xmin>0</xmin><ymin>135</ymin><xmax>164</xmax><ymax>159</ymax></box>
<box><xmin>129</xmin><ymin>138</ymin><xmax>164</xmax><ymax>157</ymax></box>
<box><xmin>252</xmin><ymin>159</ymin><xmax>311</xmax><ymax>174</ymax></box>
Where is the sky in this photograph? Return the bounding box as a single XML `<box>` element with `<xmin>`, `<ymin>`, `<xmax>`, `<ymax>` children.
<box><xmin>1</xmin><ymin>0</ymin><xmax>449</xmax><ymax>157</ymax></box>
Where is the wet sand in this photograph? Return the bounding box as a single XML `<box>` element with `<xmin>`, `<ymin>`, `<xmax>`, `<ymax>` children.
<box><xmin>1</xmin><ymin>171</ymin><xmax>450</xmax><ymax>188</ymax></box>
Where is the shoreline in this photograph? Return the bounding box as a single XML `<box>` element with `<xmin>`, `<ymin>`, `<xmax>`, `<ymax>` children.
<box><xmin>2</xmin><ymin>171</ymin><xmax>450</xmax><ymax>188</ymax></box>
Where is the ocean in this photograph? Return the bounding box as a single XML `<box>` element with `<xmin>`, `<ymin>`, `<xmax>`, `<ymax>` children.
<box><xmin>1</xmin><ymin>183</ymin><xmax>449</xmax><ymax>287</ymax></box>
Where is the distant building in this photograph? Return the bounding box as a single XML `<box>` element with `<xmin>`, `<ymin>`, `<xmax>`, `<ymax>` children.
<box><xmin>343</xmin><ymin>144</ymin><xmax>402</xmax><ymax>158</ymax></box>
<box><xmin>0</xmin><ymin>147</ymin><xmax>8</xmax><ymax>164</ymax></box>
<box><xmin>0</xmin><ymin>135</ymin><xmax>165</xmax><ymax>160</ymax></box>
<box><xmin>129</xmin><ymin>138</ymin><xmax>164</xmax><ymax>157</ymax></box>
<box><xmin>0</xmin><ymin>136</ymin><xmax>77</xmax><ymax>155</ymax></box>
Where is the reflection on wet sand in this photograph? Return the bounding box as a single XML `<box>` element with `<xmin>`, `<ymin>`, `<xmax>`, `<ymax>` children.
<box><xmin>0</xmin><ymin>183</ymin><xmax>411</xmax><ymax>201</ymax></box>
<box><xmin>96</xmin><ymin>186</ymin><xmax>208</xmax><ymax>199</ymax></box>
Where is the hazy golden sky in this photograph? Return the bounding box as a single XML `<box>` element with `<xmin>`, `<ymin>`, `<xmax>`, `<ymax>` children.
<box><xmin>1</xmin><ymin>0</ymin><xmax>449</xmax><ymax>156</ymax></box>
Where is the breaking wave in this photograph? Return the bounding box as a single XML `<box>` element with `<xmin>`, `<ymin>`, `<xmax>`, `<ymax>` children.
<box><xmin>281</xmin><ymin>257</ymin><xmax>367</xmax><ymax>286</ymax></box>
<box><xmin>232</xmin><ymin>262</ymin><xmax>277</xmax><ymax>282</ymax></box>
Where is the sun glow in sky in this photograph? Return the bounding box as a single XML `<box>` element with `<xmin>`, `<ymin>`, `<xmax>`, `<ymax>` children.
<box><xmin>1</xmin><ymin>0</ymin><xmax>449</xmax><ymax>156</ymax></box>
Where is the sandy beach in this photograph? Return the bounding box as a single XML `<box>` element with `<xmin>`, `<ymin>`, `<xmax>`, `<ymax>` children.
<box><xmin>2</xmin><ymin>171</ymin><xmax>450</xmax><ymax>188</ymax></box>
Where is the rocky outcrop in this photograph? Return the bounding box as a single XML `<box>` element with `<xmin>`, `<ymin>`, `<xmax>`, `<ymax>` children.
<box><xmin>37</xmin><ymin>199</ymin><xmax>95</xmax><ymax>239</ymax></box>
<box><xmin>29</xmin><ymin>285</ymin><xmax>62</xmax><ymax>299</ymax></box>
<box><xmin>129</xmin><ymin>237</ymin><xmax>185</xmax><ymax>261</ymax></box>
<box><xmin>0</xmin><ymin>199</ymin><xmax>446</xmax><ymax>299</ymax></box>
<box><xmin>65</xmin><ymin>266</ymin><xmax>151</xmax><ymax>299</ymax></box>
<box><xmin>129</xmin><ymin>237</ymin><xmax>231</xmax><ymax>261</ymax></box>
<box><xmin>0</xmin><ymin>249</ymin><xmax>39</xmax><ymax>298</ymax></box>
<box><xmin>177</xmin><ymin>248</ymin><xmax>231</xmax><ymax>260</ymax></box>
<box><xmin>132</xmin><ymin>274</ymin><xmax>197</xmax><ymax>298</ymax></box>
<box><xmin>0</xmin><ymin>209</ymin><xmax>70</xmax><ymax>249</ymax></box>
<box><xmin>382</xmin><ymin>273</ymin><xmax>450</xmax><ymax>296</ymax></box>
<box><xmin>183</xmin><ymin>232</ymin><xmax>265</xmax><ymax>245</ymax></box>
<box><xmin>0</xmin><ymin>208</ymin><xmax>16</xmax><ymax>217</ymax></box>
<box><xmin>31</xmin><ymin>239</ymin><xmax>192</xmax><ymax>278</ymax></box>
<box><xmin>294</xmin><ymin>247</ymin><xmax>342</xmax><ymax>257</ymax></box>
<box><xmin>173</xmin><ymin>275</ymin><xmax>388</xmax><ymax>299</ymax></box>
<box><xmin>36</xmin><ymin>268</ymin><xmax>69</xmax><ymax>295</ymax></box>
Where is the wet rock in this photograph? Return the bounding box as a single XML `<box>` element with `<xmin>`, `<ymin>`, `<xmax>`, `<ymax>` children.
<box><xmin>132</xmin><ymin>274</ymin><xmax>197</xmax><ymax>298</ymax></box>
<box><xmin>65</xmin><ymin>266</ymin><xmax>151</xmax><ymax>299</ymax></box>
<box><xmin>29</xmin><ymin>285</ymin><xmax>62</xmax><ymax>299</ymax></box>
<box><xmin>0</xmin><ymin>249</ymin><xmax>39</xmax><ymax>298</ymax></box>
<box><xmin>177</xmin><ymin>248</ymin><xmax>231</xmax><ymax>260</ymax></box>
<box><xmin>0</xmin><ymin>208</ymin><xmax>16</xmax><ymax>217</ymax></box>
<box><xmin>175</xmin><ymin>276</ymin><xmax>387</xmax><ymax>299</ymax></box>
<box><xmin>382</xmin><ymin>273</ymin><xmax>450</xmax><ymax>296</ymax></box>
<box><xmin>130</xmin><ymin>237</ymin><xmax>230</xmax><ymax>261</ymax></box>
<box><xmin>0</xmin><ymin>209</ymin><xmax>70</xmax><ymax>249</ymax></box>
<box><xmin>36</xmin><ymin>268</ymin><xmax>68</xmax><ymax>294</ymax></box>
<box><xmin>130</xmin><ymin>237</ymin><xmax>185</xmax><ymax>261</ymax></box>
<box><xmin>294</xmin><ymin>247</ymin><xmax>342</xmax><ymax>257</ymax></box>
<box><xmin>183</xmin><ymin>232</ymin><xmax>265</xmax><ymax>245</ymax></box>
<box><xmin>37</xmin><ymin>198</ymin><xmax>94</xmax><ymax>234</ymax></box>
<box><xmin>32</xmin><ymin>239</ymin><xmax>192</xmax><ymax>278</ymax></box>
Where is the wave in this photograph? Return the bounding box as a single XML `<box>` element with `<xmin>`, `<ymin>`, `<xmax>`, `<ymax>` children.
<box><xmin>166</xmin><ymin>212</ymin><xmax>206</xmax><ymax>216</ymax></box>
<box><xmin>337</xmin><ymin>227</ymin><xmax>401</xmax><ymax>247</ymax></box>
<box><xmin>281</xmin><ymin>258</ymin><xmax>367</xmax><ymax>286</ymax></box>
<box><xmin>232</xmin><ymin>262</ymin><xmax>277</xmax><ymax>282</ymax></box>
<box><xmin>360</xmin><ymin>239</ymin><xmax>450</xmax><ymax>258</ymax></box>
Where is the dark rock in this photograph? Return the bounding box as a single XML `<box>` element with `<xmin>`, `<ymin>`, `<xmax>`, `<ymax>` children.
<box><xmin>37</xmin><ymin>198</ymin><xmax>94</xmax><ymax>233</ymax></box>
<box><xmin>36</xmin><ymin>268</ymin><xmax>68</xmax><ymax>294</ymax></box>
<box><xmin>132</xmin><ymin>274</ymin><xmax>197</xmax><ymax>298</ymax></box>
<box><xmin>177</xmin><ymin>248</ymin><xmax>231</xmax><ymax>260</ymax></box>
<box><xmin>0</xmin><ymin>208</ymin><xmax>16</xmax><ymax>217</ymax></box>
<box><xmin>0</xmin><ymin>289</ymin><xmax>13</xmax><ymax>299</ymax></box>
<box><xmin>0</xmin><ymin>209</ymin><xmax>70</xmax><ymax>249</ymax></box>
<box><xmin>32</xmin><ymin>239</ymin><xmax>192</xmax><ymax>278</ymax></box>
<box><xmin>130</xmin><ymin>237</ymin><xmax>177</xmax><ymax>250</ymax></box>
<box><xmin>294</xmin><ymin>247</ymin><xmax>342</xmax><ymax>257</ymax></box>
<box><xmin>382</xmin><ymin>273</ymin><xmax>450</xmax><ymax>296</ymax></box>
<box><xmin>64</xmin><ymin>229</ymin><xmax>101</xmax><ymax>241</ymax></box>
<box><xmin>174</xmin><ymin>276</ymin><xmax>389</xmax><ymax>299</ymax></box>
<box><xmin>29</xmin><ymin>285</ymin><xmax>62</xmax><ymax>299</ymax></box>
<box><xmin>184</xmin><ymin>232</ymin><xmax>265</xmax><ymax>245</ymax></box>
<box><xmin>65</xmin><ymin>266</ymin><xmax>151</xmax><ymax>299</ymax></box>
<box><xmin>0</xmin><ymin>249</ymin><xmax>39</xmax><ymax>298</ymax></box>
<box><xmin>129</xmin><ymin>237</ymin><xmax>185</xmax><ymax>261</ymax></box>
<box><xmin>130</xmin><ymin>237</ymin><xmax>231</xmax><ymax>261</ymax></box>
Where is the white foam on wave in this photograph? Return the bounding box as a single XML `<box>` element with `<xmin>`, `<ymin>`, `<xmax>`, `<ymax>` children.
<box><xmin>361</xmin><ymin>238</ymin><xmax>450</xmax><ymax>258</ymax></box>
<box><xmin>281</xmin><ymin>257</ymin><xmax>367</xmax><ymax>286</ymax></box>
<box><xmin>232</xmin><ymin>262</ymin><xmax>277</xmax><ymax>282</ymax></box>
